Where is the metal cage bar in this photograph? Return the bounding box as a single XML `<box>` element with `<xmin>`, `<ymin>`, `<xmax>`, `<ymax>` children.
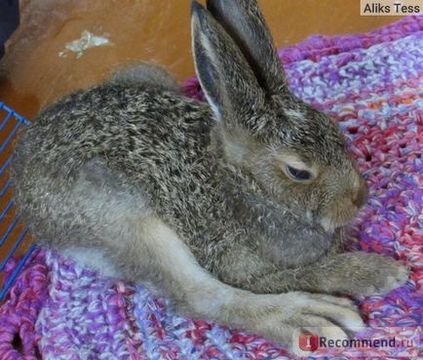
<box><xmin>0</xmin><ymin>101</ymin><xmax>34</xmax><ymax>301</ymax></box>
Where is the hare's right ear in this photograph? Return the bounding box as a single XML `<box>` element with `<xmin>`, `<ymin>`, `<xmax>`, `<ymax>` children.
<box><xmin>191</xmin><ymin>1</ymin><xmax>264</xmax><ymax>123</ymax></box>
<box><xmin>206</xmin><ymin>0</ymin><xmax>286</xmax><ymax>95</ymax></box>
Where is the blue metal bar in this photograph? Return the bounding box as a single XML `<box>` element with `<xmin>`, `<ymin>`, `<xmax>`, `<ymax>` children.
<box><xmin>0</xmin><ymin>122</ymin><xmax>20</xmax><ymax>154</ymax></box>
<box><xmin>0</xmin><ymin>155</ymin><xmax>12</xmax><ymax>175</ymax></box>
<box><xmin>0</xmin><ymin>228</ymin><xmax>29</xmax><ymax>272</ymax></box>
<box><xmin>0</xmin><ymin>244</ymin><xmax>36</xmax><ymax>301</ymax></box>
<box><xmin>0</xmin><ymin>103</ymin><xmax>31</xmax><ymax>125</ymax></box>
<box><xmin>0</xmin><ymin>179</ymin><xmax>12</xmax><ymax>198</ymax></box>
<box><xmin>0</xmin><ymin>214</ymin><xmax>20</xmax><ymax>247</ymax></box>
<box><xmin>0</xmin><ymin>112</ymin><xmax>13</xmax><ymax>132</ymax></box>
<box><xmin>0</xmin><ymin>199</ymin><xmax>13</xmax><ymax>221</ymax></box>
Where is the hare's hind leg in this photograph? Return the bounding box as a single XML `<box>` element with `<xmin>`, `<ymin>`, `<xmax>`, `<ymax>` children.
<box><xmin>107</xmin><ymin>62</ymin><xmax>180</xmax><ymax>92</ymax></box>
<box><xmin>20</xmin><ymin>158</ymin><xmax>364</xmax><ymax>355</ymax></box>
<box><xmin>120</xmin><ymin>215</ymin><xmax>364</xmax><ymax>356</ymax></box>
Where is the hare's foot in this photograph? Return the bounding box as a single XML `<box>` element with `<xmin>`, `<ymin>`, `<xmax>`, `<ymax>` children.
<box><xmin>244</xmin><ymin>291</ymin><xmax>364</xmax><ymax>357</ymax></box>
<box><xmin>337</xmin><ymin>253</ymin><xmax>409</xmax><ymax>296</ymax></box>
<box><xmin>300</xmin><ymin>252</ymin><xmax>409</xmax><ymax>296</ymax></box>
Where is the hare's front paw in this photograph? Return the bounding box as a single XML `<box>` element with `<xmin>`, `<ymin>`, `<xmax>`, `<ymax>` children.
<box><xmin>343</xmin><ymin>253</ymin><xmax>409</xmax><ymax>296</ymax></box>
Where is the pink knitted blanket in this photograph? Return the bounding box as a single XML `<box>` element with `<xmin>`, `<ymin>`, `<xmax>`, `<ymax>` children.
<box><xmin>1</xmin><ymin>16</ymin><xmax>422</xmax><ymax>359</ymax></box>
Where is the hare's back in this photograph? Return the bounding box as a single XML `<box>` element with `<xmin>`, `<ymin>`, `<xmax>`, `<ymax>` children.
<box><xmin>14</xmin><ymin>84</ymin><xmax>214</xmax><ymax>179</ymax></box>
<box><xmin>10</xmin><ymin>84</ymin><xmax>214</xmax><ymax>246</ymax></box>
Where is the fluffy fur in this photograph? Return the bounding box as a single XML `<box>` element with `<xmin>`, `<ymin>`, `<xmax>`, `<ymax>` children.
<box><xmin>10</xmin><ymin>0</ymin><xmax>407</xmax><ymax>355</ymax></box>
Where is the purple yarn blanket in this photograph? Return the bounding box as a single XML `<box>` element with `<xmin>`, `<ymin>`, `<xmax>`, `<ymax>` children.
<box><xmin>0</xmin><ymin>16</ymin><xmax>422</xmax><ymax>359</ymax></box>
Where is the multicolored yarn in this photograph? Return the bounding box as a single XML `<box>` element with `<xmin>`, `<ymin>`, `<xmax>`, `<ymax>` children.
<box><xmin>1</xmin><ymin>16</ymin><xmax>422</xmax><ymax>359</ymax></box>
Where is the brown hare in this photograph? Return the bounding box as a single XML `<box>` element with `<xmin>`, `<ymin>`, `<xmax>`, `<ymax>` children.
<box><xmin>11</xmin><ymin>0</ymin><xmax>407</xmax><ymax>354</ymax></box>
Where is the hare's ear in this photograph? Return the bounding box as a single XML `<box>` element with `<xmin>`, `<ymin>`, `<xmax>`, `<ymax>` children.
<box><xmin>206</xmin><ymin>0</ymin><xmax>286</xmax><ymax>95</ymax></box>
<box><xmin>191</xmin><ymin>1</ymin><xmax>264</xmax><ymax>122</ymax></box>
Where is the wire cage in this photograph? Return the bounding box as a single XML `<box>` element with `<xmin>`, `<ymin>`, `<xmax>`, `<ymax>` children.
<box><xmin>0</xmin><ymin>101</ymin><xmax>35</xmax><ymax>301</ymax></box>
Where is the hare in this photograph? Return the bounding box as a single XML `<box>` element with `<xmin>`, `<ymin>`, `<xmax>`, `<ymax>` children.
<box><xmin>11</xmin><ymin>0</ymin><xmax>408</xmax><ymax>354</ymax></box>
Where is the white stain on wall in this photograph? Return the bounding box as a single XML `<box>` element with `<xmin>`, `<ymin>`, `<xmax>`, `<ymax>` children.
<box><xmin>59</xmin><ymin>31</ymin><xmax>113</xmax><ymax>59</ymax></box>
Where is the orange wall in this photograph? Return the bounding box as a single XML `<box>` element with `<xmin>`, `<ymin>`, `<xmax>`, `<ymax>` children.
<box><xmin>0</xmin><ymin>0</ymin><xmax>400</xmax><ymax>118</ymax></box>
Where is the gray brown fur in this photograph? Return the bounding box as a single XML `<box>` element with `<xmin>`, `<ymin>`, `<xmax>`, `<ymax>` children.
<box><xmin>11</xmin><ymin>0</ymin><xmax>407</xmax><ymax>354</ymax></box>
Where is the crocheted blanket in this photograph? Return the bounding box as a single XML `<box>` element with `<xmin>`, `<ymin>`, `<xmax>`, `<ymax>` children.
<box><xmin>1</xmin><ymin>16</ymin><xmax>422</xmax><ymax>359</ymax></box>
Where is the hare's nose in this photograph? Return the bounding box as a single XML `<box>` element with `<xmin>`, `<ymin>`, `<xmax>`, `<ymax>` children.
<box><xmin>353</xmin><ymin>181</ymin><xmax>369</xmax><ymax>208</ymax></box>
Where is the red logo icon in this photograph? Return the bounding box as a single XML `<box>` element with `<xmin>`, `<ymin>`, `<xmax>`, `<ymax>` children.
<box><xmin>299</xmin><ymin>333</ymin><xmax>319</xmax><ymax>351</ymax></box>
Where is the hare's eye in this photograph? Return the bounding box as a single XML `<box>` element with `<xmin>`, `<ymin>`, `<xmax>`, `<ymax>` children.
<box><xmin>286</xmin><ymin>165</ymin><xmax>312</xmax><ymax>181</ymax></box>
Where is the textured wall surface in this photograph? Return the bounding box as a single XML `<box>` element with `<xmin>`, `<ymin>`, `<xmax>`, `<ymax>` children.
<box><xmin>0</xmin><ymin>0</ymin><xmax>400</xmax><ymax>117</ymax></box>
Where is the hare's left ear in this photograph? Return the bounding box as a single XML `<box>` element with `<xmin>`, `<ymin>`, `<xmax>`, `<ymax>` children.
<box><xmin>191</xmin><ymin>1</ymin><xmax>265</xmax><ymax>123</ymax></box>
<box><xmin>206</xmin><ymin>0</ymin><xmax>286</xmax><ymax>96</ymax></box>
